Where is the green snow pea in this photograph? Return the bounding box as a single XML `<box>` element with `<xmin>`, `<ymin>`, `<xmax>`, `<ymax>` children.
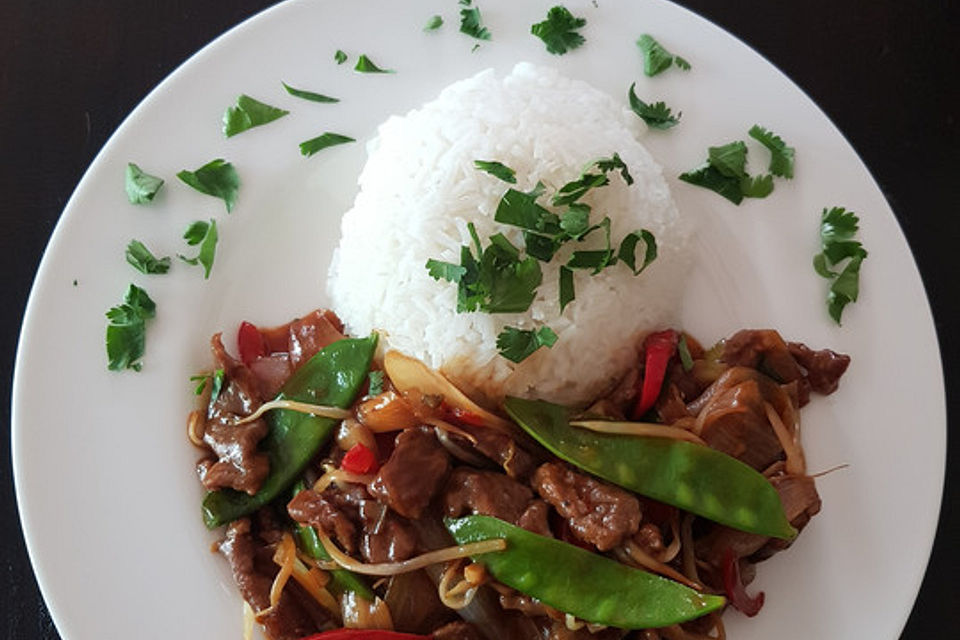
<box><xmin>504</xmin><ymin>397</ymin><xmax>796</xmax><ymax>540</ymax></box>
<box><xmin>446</xmin><ymin>515</ymin><xmax>724</xmax><ymax>628</ymax></box>
<box><xmin>202</xmin><ymin>334</ymin><xmax>378</xmax><ymax>528</ymax></box>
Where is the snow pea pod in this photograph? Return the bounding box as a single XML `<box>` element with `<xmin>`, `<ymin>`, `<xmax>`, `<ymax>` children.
<box><xmin>446</xmin><ymin>515</ymin><xmax>724</xmax><ymax>628</ymax></box>
<box><xmin>504</xmin><ymin>396</ymin><xmax>796</xmax><ymax>540</ymax></box>
<box><xmin>202</xmin><ymin>334</ymin><xmax>378</xmax><ymax>528</ymax></box>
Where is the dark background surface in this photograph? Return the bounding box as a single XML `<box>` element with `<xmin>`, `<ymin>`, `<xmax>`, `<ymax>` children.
<box><xmin>1</xmin><ymin>1</ymin><xmax>956</xmax><ymax>637</ymax></box>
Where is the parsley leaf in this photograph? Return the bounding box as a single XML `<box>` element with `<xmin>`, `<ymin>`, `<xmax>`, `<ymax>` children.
<box><xmin>740</xmin><ymin>174</ymin><xmax>775</xmax><ymax>198</ymax></box>
<box><xmin>617</xmin><ymin>229</ymin><xmax>657</xmax><ymax>275</ymax></box>
<box><xmin>177</xmin><ymin>159</ymin><xmax>239</xmax><ymax>213</ymax></box>
<box><xmin>531</xmin><ymin>5</ymin><xmax>586</xmax><ymax>55</ymax></box>
<box><xmin>748</xmin><ymin>125</ymin><xmax>795</xmax><ymax>178</ymax></box>
<box><xmin>425</xmin><ymin>258</ymin><xmax>467</xmax><ymax>283</ymax></box>
<box><xmin>680</xmin><ymin>139</ymin><xmax>776</xmax><ymax>204</ymax></box>
<box><xmin>424</xmin><ymin>15</ymin><xmax>443</xmax><ymax>31</ymax></box>
<box><xmin>496</xmin><ymin>326</ymin><xmax>558</xmax><ymax>363</ymax></box>
<box><xmin>125</xmin><ymin>163</ymin><xmax>164</xmax><ymax>204</ymax></box>
<box><xmin>222</xmin><ymin>95</ymin><xmax>289</xmax><ymax>138</ymax></box>
<box><xmin>558</xmin><ymin>265</ymin><xmax>575</xmax><ymax>312</ymax></box>
<box><xmin>367</xmin><ymin>370</ymin><xmax>385</xmax><ymax>396</ymax></box>
<box><xmin>178</xmin><ymin>219</ymin><xmax>218</xmax><ymax>279</ymax></box>
<box><xmin>495</xmin><ymin>188</ymin><xmax>559</xmax><ymax>233</ymax></box>
<box><xmin>355</xmin><ymin>54</ymin><xmax>393</xmax><ymax>73</ymax></box>
<box><xmin>105</xmin><ymin>284</ymin><xmax>156</xmax><ymax>371</ymax></box>
<box><xmin>594</xmin><ymin>153</ymin><xmax>634</xmax><ymax>185</ymax></box>
<box><xmin>708</xmin><ymin>141</ymin><xmax>748</xmax><ymax>178</ymax></box>
<box><xmin>677</xmin><ymin>335</ymin><xmax>694</xmax><ymax>371</ymax></box>
<box><xmin>282</xmin><ymin>82</ymin><xmax>339</xmax><ymax>103</ymax></box>
<box><xmin>475</xmin><ymin>160</ymin><xmax>517</xmax><ymax>184</ymax></box>
<box><xmin>679</xmin><ymin>164</ymin><xmax>744</xmax><ymax>204</ymax></box>
<box><xmin>814</xmin><ymin>207</ymin><xmax>867</xmax><ymax>324</ymax></box>
<box><xmin>627</xmin><ymin>84</ymin><xmax>680</xmax><ymax>130</ymax></box>
<box><xmin>191</xmin><ymin>369</ymin><xmax>225</xmax><ymax>401</ymax></box>
<box><xmin>335</xmin><ymin>49</ymin><xmax>348</xmax><ymax>64</ymax></box>
<box><xmin>459</xmin><ymin>0</ymin><xmax>491</xmax><ymax>41</ymax></box>
<box><xmin>299</xmin><ymin>132</ymin><xmax>355</xmax><ymax>157</ymax></box>
<box><xmin>126</xmin><ymin>240</ymin><xmax>170</xmax><ymax>275</ymax></box>
<box><xmin>637</xmin><ymin>34</ymin><xmax>690</xmax><ymax>76</ymax></box>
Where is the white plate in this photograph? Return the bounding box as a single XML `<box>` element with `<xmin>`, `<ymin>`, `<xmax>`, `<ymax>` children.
<box><xmin>13</xmin><ymin>1</ymin><xmax>944</xmax><ymax>639</ymax></box>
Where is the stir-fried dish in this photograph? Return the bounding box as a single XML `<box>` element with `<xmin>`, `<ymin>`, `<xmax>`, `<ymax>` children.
<box><xmin>189</xmin><ymin>309</ymin><xmax>849</xmax><ymax>640</ymax></box>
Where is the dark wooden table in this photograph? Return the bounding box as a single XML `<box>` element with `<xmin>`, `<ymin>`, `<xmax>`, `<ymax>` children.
<box><xmin>2</xmin><ymin>1</ymin><xmax>956</xmax><ymax>637</ymax></box>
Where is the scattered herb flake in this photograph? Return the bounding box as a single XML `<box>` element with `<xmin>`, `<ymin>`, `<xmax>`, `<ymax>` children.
<box><xmin>335</xmin><ymin>49</ymin><xmax>348</xmax><ymax>64</ymax></box>
<box><xmin>126</xmin><ymin>240</ymin><xmax>171</xmax><ymax>275</ymax></box>
<box><xmin>558</xmin><ymin>265</ymin><xmax>575</xmax><ymax>312</ymax></box>
<box><xmin>678</xmin><ymin>163</ymin><xmax>744</xmax><ymax>204</ymax></box>
<box><xmin>299</xmin><ymin>132</ymin><xmax>356</xmax><ymax>157</ymax></box>
<box><xmin>282</xmin><ymin>82</ymin><xmax>339</xmax><ymax>103</ymax></box>
<box><xmin>637</xmin><ymin>34</ymin><xmax>689</xmax><ymax>76</ymax></box>
<box><xmin>628</xmin><ymin>83</ymin><xmax>680</xmax><ymax>130</ymax></box>
<box><xmin>594</xmin><ymin>153</ymin><xmax>634</xmax><ymax>185</ymax></box>
<box><xmin>459</xmin><ymin>0</ymin><xmax>491</xmax><ymax>41</ymax></box>
<box><xmin>531</xmin><ymin>5</ymin><xmax>587</xmax><ymax>55</ymax></box>
<box><xmin>426</xmin><ymin>258</ymin><xmax>467</xmax><ymax>283</ymax></box>
<box><xmin>680</xmin><ymin>139</ymin><xmax>778</xmax><ymax>204</ymax></box>
<box><xmin>496</xmin><ymin>325</ymin><xmax>558</xmax><ymax>363</ymax></box>
<box><xmin>367</xmin><ymin>370</ymin><xmax>385</xmax><ymax>396</ymax></box>
<box><xmin>474</xmin><ymin>160</ymin><xmax>517</xmax><ymax>183</ymax></box>
<box><xmin>740</xmin><ymin>174</ymin><xmax>775</xmax><ymax>198</ymax></box>
<box><xmin>424</xmin><ymin>15</ymin><xmax>444</xmax><ymax>31</ymax></box>
<box><xmin>814</xmin><ymin>207</ymin><xmax>867</xmax><ymax>324</ymax></box>
<box><xmin>708</xmin><ymin>141</ymin><xmax>748</xmax><ymax>178</ymax></box>
<box><xmin>177</xmin><ymin>159</ymin><xmax>239</xmax><ymax>213</ymax></box>
<box><xmin>748</xmin><ymin>125</ymin><xmax>795</xmax><ymax>178</ymax></box>
<box><xmin>178</xmin><ymin>219</ymin><xmax>218</xmax><ymax>279</ymax></box>
<box><xmin>674</xmin><ymin>56</ymin><xmax>692</xmax><ymax>71</ymax></box>
<box><xmin>355</xmin><ymin>54</ymin><xmax>393</xmax><ymax>73</ymax></box>
<box><xmin>222</xmin><ymin>95</ymin><xmax>289</xmax><ymax>138</ymax></box>
<box><xmin>190</xmin><ymin>368</ymin><xmax>225</xmax><ymax>400</ymax></box>
<box><xmin>105</xmin><ymin>284</ymin><xmax>156</xmax><ymax>371</ymax></box>
<box><xmin>677</xmin><ymin>335</ymin><xmax>694</xmax><ymax>371</ymax></box>
<box><xmin>125</xmin><ymin>163</ymin><xmax>164</xmax><ymax>204</ymax></box>
<box><xmin>617</xmin><ymin>229</ymin><xmax>657</xmax><ymax>275</ymax></box>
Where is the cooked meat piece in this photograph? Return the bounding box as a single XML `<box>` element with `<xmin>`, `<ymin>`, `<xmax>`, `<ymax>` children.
<box><xmin>217</xmin><ymin>518</ymin><xmax>330</xmax><ymax>640</ymax></box>
<box><xmin>632</xmin><ymin>522</ymin><xmax>666</xmax><ymax>557</ymax></box>
<box><xmin>358</xmin><ymin>499</ymin><xmax>418</xmax><ymax>563</ymax></box>
<box><xmin>788</xmin><ymin>341</ymin><xmax>851</xmax><ymax>396</ymax></box>
<box><xmin>432</xmin><ymin>621</ymin><xmax>486</xmax><ymax>640</ymax></box>
<box><xmin>532</xmin><ymin>462</ymin><xmax>640</xmax><ymax>551</ymax></box>
<box><xmin>516</xmin><ymin>500</ymin><xmax>552</xmax><ymax>537</ymax></box>
<box><xmin>443</xmin><ymin>467</ymin><xmax>553</xmax><ymax>537</ymax></box>
<box><xmin>369</xmin><ymin>427</ymin><xmax>450</xmax><ymax>519</ymax></box>
<box><xmin>655</xmin><ymin>383</ymin><xmax>692</xmax><ymax>424</ymax></box>
<box><xmin>286</xmin><ymin>309</ymin><xmax>347</xmax><ymax>369</ymax></box>
<box><xmin>697</xmin><ymin>379</ymin><xmax>785</xmax><ymax>470</ymax></box>
<box><xmin>722</xmin><ymin>329</ymin><xmax>805</xmax><ymax>388</ymax></box>
<box><xmin>459</xmin><ymin>424</ymin><xmax>539</xmax><ymax>480</ymax></box>
<box><xmin>287</xmin><ymin>488</ymin><xmax>357</xmax><ymax>553</ymax></box>
<box><xmin>771</xmin><ymin>472</ymin><xmax>822</xmax><ymax>528</ymax></box>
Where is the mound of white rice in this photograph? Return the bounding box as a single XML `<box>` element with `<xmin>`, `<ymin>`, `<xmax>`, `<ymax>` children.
<box><xmin>328</xmin><ymin>63</ymin><xmax>692</xmax><ymax>406</ymax></box>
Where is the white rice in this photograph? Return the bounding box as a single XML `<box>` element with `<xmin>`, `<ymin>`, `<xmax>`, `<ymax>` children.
<box><xmin>328</xmin><ymin>63</ymin><xmax>692</xmax><ymax>406</ymax></box>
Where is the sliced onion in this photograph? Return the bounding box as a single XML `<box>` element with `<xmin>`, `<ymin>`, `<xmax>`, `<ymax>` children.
<box><xmin>435</xmin><ymin>428</ymin><xmax>490</xmax><ymax>467</ymax></box>
<box><xmin>319</xmin><ymin>533</ymin><xmax>506</xmax><ymax>576</ymax></box>
<box><xmin>313</xmin><ymin>469</ymin><xmax>375</xmax><ymax>493</ymax></box>
<box><xmin>570</xmin><ymin>420</ymin><xmax>707</xmax><ymax>445</ymax></box>
<box><xmin>438</xmin><ymin>559</ymin><xmax>480</xmax><ymax>610</ymax></box>
<box><xmin>764</xmin><ymin>402</ymin><xmax>805</xmax><ymax>475</ymax></box>
<box><xmin>337</xmin><ymin>418</ymin><xmax>378</xmax><ymax>454</ymax></box>
<box><xmin>242</xmin><ymin>601</ymin><xmax>255</xmax><ymax>640</ymax></box>
<box><xmin>341</xmin><ymin>591</ymin><xmax>393</xmax><ymax>630</ymax></box>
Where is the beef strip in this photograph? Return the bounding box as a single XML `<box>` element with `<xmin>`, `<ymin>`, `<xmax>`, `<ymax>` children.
<box><xmin>432</xmin><ymin>621</ymin><xmax>486</xmax><ymax>640</ymax></box>
<box><xmin>532</xmin><ymin>462</ymin><xmax>640</xmax><ymax>551</ymax></box>
<box><xmin>443</xmin><ymin>467</ymin><xmax>552</xmax><ymax>536</ymax></box>
<box><xmin>369</xmin><ymin>427</ymin><xmax>450</xmax><ymax>519</ymax></box>
<box><xmin>287</xmin><ymin>488</ymin><xmax>358</xmax><ymax>553</ymax></box>
<box><xmin>358</xmin><ymin>499</ymin><xmax>418</xmax><ymax>563</ymax></box>
<box><xmin>458</xmin><ymin>424</ymin><xmax>539</xmax><ymax>480</ymax></box>
<box><xmin>787</xmin><ymin>341</ymin><xmax>851</xmax><ymax>396</ymax></box>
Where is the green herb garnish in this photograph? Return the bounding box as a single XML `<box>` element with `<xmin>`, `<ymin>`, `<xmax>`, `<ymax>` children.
<box><xmin>637</xmin><ymin>34</ymin><xmax>690</xmax><ymax>76</ymax></box>
<box><xmin>367</xmin><ymin>370</ymin><xmax>385</xmax><ymax>396</ymax></box>
<box><xmin>531</xmin><ymin>5</ymin><xmax>586</xmax><ymax>55</ymax></box>
<box><xmin>558</xmin><ymin>266</ymin><xmax>575</xmax><ymax>312</ymax></box>
<box><xmin>459</xmin><ymin>0</ymin><xmax>491</xmax><ymax>41</ymax></box>
<box><xmin>105</xmin><ymin>284</ymin><xmax>156</xmax><ymax>371</ymax></box>
<box><xmin>814</xmin><ymin>207</ymin><xmax>867</xmax><ymax>324</ymax></box>
<box><xmin>178</xmin><ymin>219</ymin><xmax>218</xmax><ymax>279</ymax></box>
<box><xmin>126</xmin><ymin>240</ymin><xmax>170</xmax><ymax>275</ymax></box>
<box><xmin>679</xmin><ymin>140</ymin><xmax>774</xmax><ymax>204</ymax></box>
<box><xmin>191</xmin><ymin>368</ymin><xmax>225</xmax><ymax>400</ymax></box>
<box><xmin>335</xmin><ymin>49</ymin><xmax>348</xmax><ymax>64</ymax></box>
<box><xmin>617</xmin><ymin>229</ymin><xmax>657</xmax><ymax>275</ymax></box>
<box><xmin>282</xmin><ymin>82</ymin><xmax>339</xmax><ymax>103</ymax></box>
<box><xmin>177</xmin><ymin>159</ymin><xmax>239</xmax><ymax>213</ymax></box>
<box><xmin>355</xmin><ymin>54</ymin><xmax>393</xmax><ymax>73</ymax></box>
<box><xmin>125</xmin><ymin>163</ymin><xmax>164</xmax><ymax>204</ymax></box>
<box><xmin>475</xmin><ymin>160</ymin><xmax>517</xmax><ymax>183</ymax></box>
<box><xmin>677</xmin><ymin>335</ymin><xmax>694</xmax><ymax>371</ymax></box>
<box><xmin>299</xmin><ymin>132</ymin><xmax>355</xmax><ymax>157</ymax></box>
<box><xmin>222</xmin><ymin>95</ymin><xmax>289</xmax><ymax>138</ymax></box>
<box><xmin>748</xmin><ymin>125</ymin><xmax>795</xmax><ymax>178</ymax></box>
<box><xmin>628</xmin><ymin>84</ymin><xmax>681</xmax><ymax>129</ymax></box>
<box><xmin>496</xmin><ymin>326</ymin><xmax>558</xmax><ymax>363</ymax></box>
<box><xmin>424</xmin><ymin>15</ymin><xmax>444</xmax><ymax>31</ymax></box>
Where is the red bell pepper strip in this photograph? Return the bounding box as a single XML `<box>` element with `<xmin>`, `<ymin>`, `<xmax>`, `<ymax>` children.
<box><xmin>299</xmin><ymin>631</ymin><xmax>431</xmax><ymax>640</ymax></box>
<box><xmin>237</xmin><ymin>321</ymin><xmax>267</xmax><ymax>366</ymax></box>
<box><xmin>722</xmin><ymin>548</ymin><xmax>764</xmax><ymax>616</ymax></box>
<box><xmin>631</xmin><ymin>329</ymin><xmax>679</xmax><ymax>419</ymax></box>
<box><xmin>340</xmin><ymin>443</ymin><xmax>379</xmax><ymax>475</ymax></box>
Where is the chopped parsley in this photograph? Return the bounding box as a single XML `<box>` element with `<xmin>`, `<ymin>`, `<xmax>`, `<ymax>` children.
<box><xmin>335</xmin><ymin>49</ymin><xmax>348</xmax><ymax>64</ymax></box>
<box><xmin>367</xmin><ymin>370</ymin><xmax>385</xmax><ymax>396</ymax></box>
<box><xmin>677</xmin><ymin>335</ymin><xmax>694</xmax><ymax>371</ymax></box>
<box><xmin>636</xmin><ymin>34</ymin><xmax>691</xmax><ymax>76</ymax></box>
<box><xmin>299</xmin><ymin>132</ymin><xmax>355</xmax><ymax>157</ymax></box>
<box><xmin>814</xmin><ymin>207</ymin><xmax>867</xmax><ymax>324</ymax></box>
<box><xmin>354</xmin><ymin>54</ymin><xmax>393</xmax><ymax>73</ymax></box>
<box><xmin>190</xmin><ymin>368</ymin><xmax>225</xmax><ymax>400</ymax></box>
<box><xmin>628</xmin><ymin>84</ymin><xmax>680</xmax><ymax>129</ymax></box>
<box><xmin>459</xmin><ymin>0</ymin><xmax>491</xmax><ymax>41</ymax></box>
<box><xmin>748</xmin><ymin>125</ymin><xmax>795</xmax><ymax>178</ymax></box>
<box><xmin>178</xmin><ymin>219</ymin><xmax>218</xmax><ymax>279</ymax></box>
<box><xmin>125</xmin><ymin>163</ymin><xmax>164</xmax><ymax>204</ymax></box>
<box><xmin>177</xmin><ymin>159</ymin><xmax>239</xmax><ymax>213</ymax></box>
<box><xmin>680</xmin><ymin>140</ymin><xmax>773</xmax><ymax>204</ymax></box>
<box><xmin>496</xmin><ymin>326</ymin><xmax>558</xmax><ymax>363</ymax></box>
<box><xmin>558</xmin><ymin>266</ymin><xmax>574</xmax><ymax>311</ymax></box>
<box><xmin>617</xmin><ymin>229</ymin><xmax>658</xmax><ymax>275</ymax></box>
<box><xmin>222</xmin><ymin>95</ymin><xmax>289</xmax><ymax>138</ymax></box>
<box><xmin>474</xmin><ymin>160</ymin><xmax>517</xmax><ymax>183</ymax></box>
<box><xmin>531</xmin><ymin>5</ymin><xmax>586</xmax><ymax>55</ymax></box>
<box><xmin>105</xmin><ymin>284</ymin><xmax>156</xmax><ymax>371</ymax></box>
<box><xmin>424</xmin><ymin>15</ymin><xmax>444</xmax><ymax>31</ymax></box>
<box><xmin>126</xmin><ymin>240</ymin><xmax>170</xmax><ymax>275</ymax></box>
<box><xmin>282</xmin><ymin>82</ymin><xmax>339</xmax><ymax>103</ymax></box>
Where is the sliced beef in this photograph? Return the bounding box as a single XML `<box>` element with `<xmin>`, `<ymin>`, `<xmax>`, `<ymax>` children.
<box><xmin>287</xmin><ymin>488</ymin><xmax>358</xmax><ymax>553</ymax></box>
<box><xmin>358</xmin><ymin>499</ymin><xmax>418</xmax><ymax>563</ymax></box>
<box><xmin>443</xmin><ymin>468</ymin><xmax>552</xmax><ymax>536</ymax></box>
<box><xmin>459</xmin><ymin>424</ymin><xmax>539</xmax><ymax>480</ymax></box>
<box><xmin>532</xmin><ymin>462</ymin><xmax>640</xmax><ymax>551</ymax></box>
<box><xmin>697</xmin><ymin>378</ymin><xmax>785</xmax><ymax>470</ymax></box>
<box><xmin>432</xmin><ymin>621</ymin><xmax>486</xmax><ymax>640</ymax></box>
<box><xmin>787</xmin><ymin>341</ymin><xmax>851</xmax><ymax>396</ymax></box>
<box><xmin>369</xmin><ymin>427</ymin><xmax>450</xmax><ymax>519</ymax></box>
